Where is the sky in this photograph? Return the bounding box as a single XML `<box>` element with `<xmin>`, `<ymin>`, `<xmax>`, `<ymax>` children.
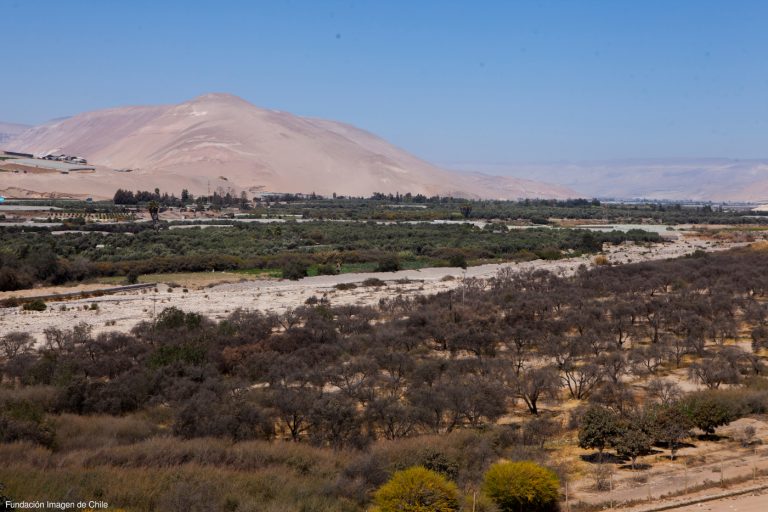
<box><xmin>2</xmin><ymin>0</ymin><xmax>767</xmax><ymax>163</ymax></box>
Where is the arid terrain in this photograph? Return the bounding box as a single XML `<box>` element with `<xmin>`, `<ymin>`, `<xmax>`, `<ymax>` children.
<box><xmin>4</xmin><ymin>3</ymin><xmax>768</xmax><ymax>511</ymax></box>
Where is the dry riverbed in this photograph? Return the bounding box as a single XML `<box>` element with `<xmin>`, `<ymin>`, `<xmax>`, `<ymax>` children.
<box><xmin>0</xmin><ymin>236</ymin><xmax>743</xmax><ymax>344</ymax></box>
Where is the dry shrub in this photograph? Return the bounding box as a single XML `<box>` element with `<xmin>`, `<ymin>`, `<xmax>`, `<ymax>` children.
<box><xmin>0</xmin><ymin>464</ymin><xmax>350</xmax><ymax>512</ymax></box>
<box><xmin>0</xmin><ymin>441</ymin><xmax>53</xmax><ymax>469</ymax></box>
<box><xmin>345</xmin><ymin>428</ymin><xmax>538</xmax><ymax>490</ymax></box>
<box><xmin>0</xmin><ymin>386</ymin><xmax>57</xmax><ymax>410</ymax></box>
<box><xmin>156</xmin><ymin>479</ymin><xmax>220</xmax><ymax>512</ymax></box>
<box><xmin>53</xmin><ymin>413</ymin><xmax>160</xmax><ymax>452</ymax></box>
<box><xmin>591</xmin><ymin>463</ymin><xmax>614</xmax><ymax>491</ymax></box>
<box><xmin>82</xmin><ymin>436</ymin><xmax>344</xmax><ymax>474</ymax></box>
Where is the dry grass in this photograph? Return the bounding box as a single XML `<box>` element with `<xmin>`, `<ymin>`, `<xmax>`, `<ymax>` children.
<box><xmin>52</xmin><ymin>413</ymin><xmax>163</xmax><ymax>452</ymax></box>
<box><xmin>0</xmin><ymin>465</ymin><xmax>351</xmax><ymax>512</ymax></box>
<box><xmin>0</xmin><ymin>438</ymin><xmax>355</xmax><ymax>511</ymax></box>
<box><xmin>0</xmin><ymin>427</ymin><xmax>549</xmax><ymax>511</ymax></box>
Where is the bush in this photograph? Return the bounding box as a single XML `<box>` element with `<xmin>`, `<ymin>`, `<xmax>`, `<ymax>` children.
<box><xmin>316</xmin><ymin>263</ymin><xmax>339</xmax><ymax>275</ymax></box>
<box><xmin>447</xmin><ymin>253</ymin><xmax>467</xmax><ymax>269</ymax></box>
<box><xmin>483</xmin><ymin>461</ymin><xmax>560</xmax><ymax>512</ymax></box>
<box><xmin>22</xmin><ymin>299</ymin><xmax>47</xmax><ymax>312</ymax></box>
<box><xmin>281</xmin><ymin>260</ymin><xmax>309</xmax><ymax>280</ymax></box>
<box><xmin>535</xmin><ymin>247</ymin><xmax>562</xmax><ymax>260</ymax></box>
<box><xmin>125</xmin><ymin>269</ymin><xmax>140</xmax><ymax>284</ymax></box>
<box><xmin>373</xmin><ymin>466</ymin><xmax>460</xmax><ymax>512</ymax></box>
<box><xmin>0</xmin><ymin>400</ymin><xmax>54</xmax><ymax>447</ymax></box>
<box><xmin>376</xmin><ymin>255</ymin><xmax>401</xmax><ymax>272</ymax></box>
<box><xmin>1</xmin><ymin>296</ymin><xmax>21</xmax><ymax>308</ymax></box>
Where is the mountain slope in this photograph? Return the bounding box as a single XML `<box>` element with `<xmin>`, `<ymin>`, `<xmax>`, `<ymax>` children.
<box><xmin>5</xmin><ymin>94</ymin><xmax>575</xmax><ymax>200</ymax></box>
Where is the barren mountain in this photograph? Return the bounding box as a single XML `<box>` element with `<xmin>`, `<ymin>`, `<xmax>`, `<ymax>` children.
<box><xmin>4</xmin><ymin>94</ymin><xmax>575</xmax><ymax>200</ymax></box>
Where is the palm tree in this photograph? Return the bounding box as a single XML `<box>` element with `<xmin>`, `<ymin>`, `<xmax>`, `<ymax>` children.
<box><xmin>148</xmin><ymin>200</ymin><xmax>160</xmax><ymax>230</ymax></box>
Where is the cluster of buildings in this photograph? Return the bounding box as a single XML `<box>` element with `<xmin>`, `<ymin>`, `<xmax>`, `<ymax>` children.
<box><xmin>42</xmin><ymin>153</ymin><xmax>88</xmax><ymax>165</ymax></box>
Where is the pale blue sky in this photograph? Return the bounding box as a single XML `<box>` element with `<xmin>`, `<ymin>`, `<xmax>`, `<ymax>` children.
<box><xmin>3</xmin><ymin>1</ymin><xmax>767</xmax><ymax>162</ymax></box>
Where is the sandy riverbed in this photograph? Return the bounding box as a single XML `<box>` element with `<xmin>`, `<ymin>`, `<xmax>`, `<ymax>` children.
<box><xmin>0</xmin><ymin>237</ymin><xmax>744</xmax><ymax>344</ymax></box>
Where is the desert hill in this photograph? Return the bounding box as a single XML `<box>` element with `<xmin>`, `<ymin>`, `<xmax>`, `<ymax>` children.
<box><xmin>3</xmin><ymin>94</ymin><xmax>575</xmax><ymax>200</ymax></box>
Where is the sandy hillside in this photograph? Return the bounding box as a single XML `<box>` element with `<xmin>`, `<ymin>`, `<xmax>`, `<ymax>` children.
<box><xmin>4</xmin><ymin>94</ymin><xmax>576</xmax><ymax>200</ymax></box>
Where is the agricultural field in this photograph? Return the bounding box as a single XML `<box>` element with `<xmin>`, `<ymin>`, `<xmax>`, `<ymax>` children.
<box><xmin>1</xmin><ymin>198</ymin><xmax>670</xmax><ymax>292</ymax></box>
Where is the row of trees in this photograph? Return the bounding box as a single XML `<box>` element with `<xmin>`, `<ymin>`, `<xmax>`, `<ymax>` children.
<box><xmin>245</xmin><ymin>194</ymin><xmax>764</xmax><ymax>224</ymax></box>
<box><xmin>113</xmin><ymin>187</ymin><xmax>248</xmax><ymax>209</ymax></box>
<box><xmin>579</xmin><ymin>383</ymin><xmax>768</xmax><ymax>466</ymax></box>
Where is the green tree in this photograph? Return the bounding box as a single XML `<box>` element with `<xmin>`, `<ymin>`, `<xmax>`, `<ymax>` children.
<box><xmin>372</xmin><ymin>466</ymin><xmax>460</xmax><ymax>512</ymax></box>
<box><xmin>148</xmin><ymin>200</ymin><xmax>160</xmax><ymax>230</ymax></box>
<box><xmin>649</xmin><ymin>404</ymin><xmax>693</xmax><ymax>460</ymax></box>
<box><xmin>679</xmin><ymin>392</ymin><xmax>739</xmax><ymax>436</ymax></box>
<box><xmin>578</xmin><ymin>405</ymin><xmax>620</xmax><ymax>461</ymax></box>
<box><xmin>483</xmin><ymin>460</ymin><xmax>560</xmax><ymax>512</ymax></box>
<box><xmin>613</xmin><ymin>423</ymin><xmax>652</xmax><ymax>470</ymax></box>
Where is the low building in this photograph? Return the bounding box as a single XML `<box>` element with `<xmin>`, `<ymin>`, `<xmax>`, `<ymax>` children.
<box><xmin>1</xmin><ymin>150</ymin><xmax>34</xmax><ymax>158</ymax></box>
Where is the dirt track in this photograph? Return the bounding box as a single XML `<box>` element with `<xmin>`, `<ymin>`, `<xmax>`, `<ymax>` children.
<box><xmin>579</xmin><ymin>443</ymin><xmax>768</xmax><ymax>509</ymax></box>
<box><xmin>615</xmin><ymin>480</ymin><xmax>768</xmax><ymax>512</ymax></box>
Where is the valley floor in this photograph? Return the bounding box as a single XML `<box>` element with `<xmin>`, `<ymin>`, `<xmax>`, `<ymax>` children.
<box><xmin>0</xmin><ymin>236</ymin><xmax>742</xmax><ymax>344</ymax></box>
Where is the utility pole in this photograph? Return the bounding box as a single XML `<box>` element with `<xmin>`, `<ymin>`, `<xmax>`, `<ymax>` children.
<box><xmin>609</xmin><ymin>472</ymin><xmax>613</xmax><ymax>509</ymax></box>
<box><xmin>754</xmin><ymin>447</ymin><xmax>758</xmax><ymax>482</ymax></box>
<box><xmin>720</xmin><ymin>459</ymin><xmax>724</xmax><ymax>487</ymax></box>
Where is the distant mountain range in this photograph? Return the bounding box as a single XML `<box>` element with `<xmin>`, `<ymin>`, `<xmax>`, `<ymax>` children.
<box><xmin>446</xmin><ymin>160</ymin><xmax>768</xmax><ymax>202</ymax></box>
<box><xmin>0</xmin><ymin>122</ymin><xmax>31</xmax><ymax>145</ymax></box>
<box><xmin>1</xmin><ymin>94</ymin><xmax>575</xmax><ymax>200</ymax></box>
